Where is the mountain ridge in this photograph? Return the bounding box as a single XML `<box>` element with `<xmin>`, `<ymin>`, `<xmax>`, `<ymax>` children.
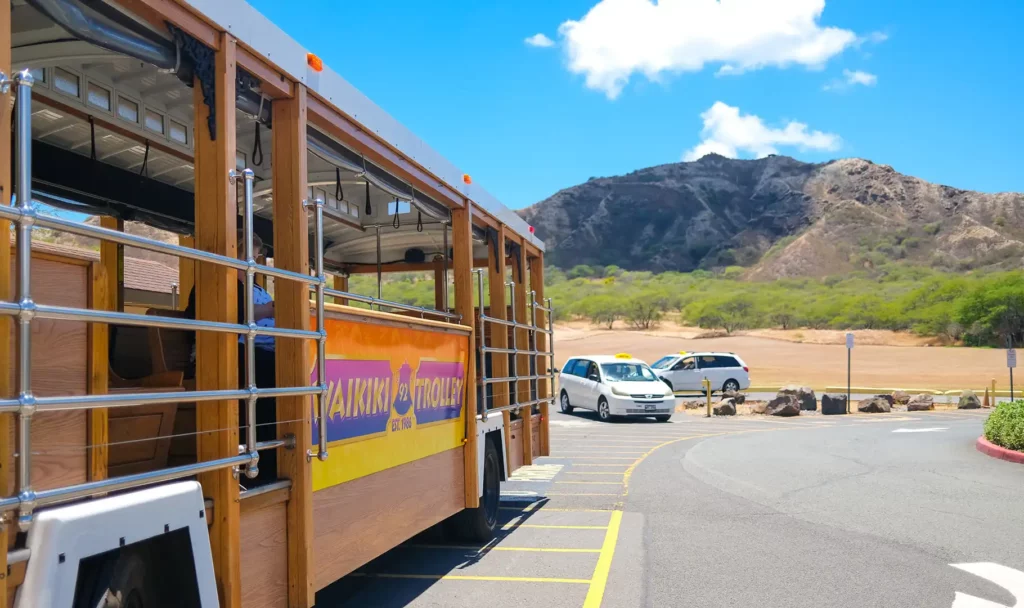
<box><xmin>517</xmin><ymin>154</ymin><xmax>1024</xmax><ymax>279</ymax></box>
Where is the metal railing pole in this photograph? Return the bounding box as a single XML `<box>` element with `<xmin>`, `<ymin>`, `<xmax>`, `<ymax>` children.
<box><xmin>506</xmin><ymin>281</ymin><xmax>516</xmax><ymax>408</ymax></box>
<box><xmin>236</xmin><ymin>168</ymin><xmax>259</xmax><ymax>479</ymax></box>
<box><xmin>313</xmin><ymin>199</ymin><xmax>328</xmax><ymax>461</ymax></box>
<box><xmin>530</xmin><ymin>291</ymin><xmax>538</xmax><ymax>404</ymax></box>
<box><xmin>442</xmin><ymin>221</ymin><xmax>450</xmax><ymax>314</ymax></box>
<box><xmin>546</xmin><ymin>297</ymin><xmax>555</xmax><ymax>401</ymax></box>
<box><xmin>13</xmin><ymin>70</ymin><xmax>36</xmax><ymax>532</ymax></box>
<box><xmin>375</xmin><ymin>225</ymin><xmax>382</xmax><ymax>301</ymax></box>
<box><xmin>474</xmin><ymin>269</ymin><xmax>486</xmax><ymax>417</ymax></box>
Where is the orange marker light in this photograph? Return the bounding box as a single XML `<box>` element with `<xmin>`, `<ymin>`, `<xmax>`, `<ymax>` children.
<box><xmin>307</xmin><ymin>53</ymin><xmax>323</xmax><ymax>73</ymax></box>
<box><xmin>462</xmin><ymin>174</ymin><xmax>472</xmax><ymax>185</ymax></box>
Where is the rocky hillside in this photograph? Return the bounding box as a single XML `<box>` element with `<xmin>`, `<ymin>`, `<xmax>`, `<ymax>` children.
<box><xmin>518</xmin><ymin>154</ymin><xmax>1024</xmax><ymax>278</ymax></box>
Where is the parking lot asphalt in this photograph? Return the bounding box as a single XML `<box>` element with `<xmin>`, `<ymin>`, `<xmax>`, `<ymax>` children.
<box><xmin>317</xmin><ymin>406</ymin><xmax>1023</xmax><ymax>608</ymax></box>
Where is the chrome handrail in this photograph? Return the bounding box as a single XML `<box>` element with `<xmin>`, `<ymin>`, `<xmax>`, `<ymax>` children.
<box><xmin>471</xmin><ymin>269</ymin><xmax>556</xmax><ymax>418</ymax></box>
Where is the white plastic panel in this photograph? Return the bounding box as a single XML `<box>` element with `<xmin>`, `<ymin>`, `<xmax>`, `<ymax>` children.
<box><xmin>15</xmin><ymin>481</ymin><xmax>218</xmax><ymax>607</ymax></box>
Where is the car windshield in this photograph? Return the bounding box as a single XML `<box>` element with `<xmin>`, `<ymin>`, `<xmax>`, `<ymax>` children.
<box><xmin>600</xmin><ymin>363</ymin><xmax>659</xmax><ymax>382</ymax></box>
<box><xmin>651</xmin><ymin>356</ymin><xmax>677</xmax><ymax>370</ymax></box>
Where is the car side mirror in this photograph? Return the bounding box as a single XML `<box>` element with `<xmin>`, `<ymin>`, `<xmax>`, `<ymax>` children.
<box><xmin>588</xmin><ymin>374</ymin><xmax>600</xmax><ymax>383</ymax></box>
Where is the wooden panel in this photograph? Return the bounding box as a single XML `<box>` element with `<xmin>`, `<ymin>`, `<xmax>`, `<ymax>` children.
<box><xmin>322</xmin><ymin>304</ymin><xmax>469</xmax><ymax>335</ymax></box>
<box><xmin>240</xmin><ymin>501</ymin><xmax>289</xmax><ymax>608</ymax></box>
<box><xmin>107</xmin><ymin>403</ymin><xmax>177</xmax><ymax>476</ymax></box>
<box><xmin>178</xmin><ymin>236</ymin><xmax>195</xmax><ymax>311</ymax></box>
<box><xmin>530</xmin><ymin>258</ymin><xmax>550</xmax><ymax>457</ymax></box>
<box><xmin>513</xmin><ymin>238</ymin><xmax>532</xmax><ymax>466</ymax></box>
<box><xmin>6</xmin><ymin>253</ymin><xmax>89</xmax><ymax>496</ymax></box>
<box><xmin>271</xmin><ymin>84</ymin><xmax>314</xmax><ymax>608</ymax></box>
<box><xmin>531</xmin><ymin>414</ymin><xmax>542</xmax><ymax>460</ymax></box>
<box><xmin>313</xmin><ymin>447</ymin><xmax>465</xmax><ymax>590</ymax></box>
<box><xmin>193</xmin><ymin>32</ymin><xmax>241</xmax><ymax>608</ymax></box>
<box><xmin>167</xmin><ymin>403</ymin><xmax>196</xmax><ymax>466</ymax></box>
<box><xmin>451</xmin><ymin>205</ymin><xmax>478</xmax><ymax>508</ymax></box>
<box><xmin>88</xmin><ymin>262</ymin><xmax>109</xmax><ymax>481</ymax></box>
<box><xmin>508</xmin><ymin>420</ymin><xmax>524</xmax><ymax>472</ymax></box>
<box><xmin>487</xmin><ymin>227</ymin><xmax>509</xmax><ymax>417</ymax></box>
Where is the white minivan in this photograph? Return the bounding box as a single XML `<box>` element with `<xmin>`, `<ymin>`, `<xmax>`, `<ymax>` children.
<box><xmin>558</xmin><ymin>354</ymin><xmax>675</xmax><ymax>422</ymax></box>
<box><xmin>651</xmin><ymin>352</ymin><xmax>750</xmax><ymax>393</ymax></box>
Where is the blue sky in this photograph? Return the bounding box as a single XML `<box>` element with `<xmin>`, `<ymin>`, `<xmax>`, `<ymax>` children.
<box><xmin>250</xmin><ymin>0</ymin><xmax>1023</xmax><ymax>209</ymax></box>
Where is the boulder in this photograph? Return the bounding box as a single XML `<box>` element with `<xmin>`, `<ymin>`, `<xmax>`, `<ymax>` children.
<box><xmin>874</xmin><ymin>394</ymin><xmax>895</xmax><ymax>406</ymax></box>
<box><xmin>766</xmin><ymin>394</ymin><xmax>800</xmax><ymax>417</ymax></box>
<box><xmin>821</xmin><ymin>394</ymin><xmax>848</xmax><ymax>415</ymax></box>
<box><xmin>779</xmin><ymin>385</ymin><xmax>816</xmax><ymax>411</ymax></box>
<box><xmin>892</xmin><ymin>390</ymin><xmax>911</xmax><ymax>405</ymax></box>
<box><xmin>858</xmin><ymin>397</ymin><xmax>891</xmax><ymax>413</ymax></box>
<box><xmin>907</xmin><ymin>394</ymin><xmax>935</xmax><ymax>411</ymax></box>
<box><xmin>958</xmin><ymin>390</ymin><xmax>981</xmax><ymax>410</ymax></box>
<box><xmin>683</xmin><ymin>400</ymin><xmax>704</xmax><ymax>410</ymax></box>
<box><xmin>713</xmin><ymin>399</ymin><xmax>736</xmax><ymax>416</ymax></box>
<box><xmin>749</xmin><ymin>401</ymin><xmax>768</xmax><ymax>415</ymax></box>
<box><xmin>723</xmin><ymin>390</ymin><xmax>746</xmax><ymax>404</ymax></box>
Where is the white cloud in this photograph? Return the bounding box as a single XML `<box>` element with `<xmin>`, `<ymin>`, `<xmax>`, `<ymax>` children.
<box><xmin>682</xmin><ymin>102</ymin><xmax>841</xmax><ymax>161</ymax></box>
<box><xmin>844</xmin><ymin>69</ymin><xmax>877</xmax><ymax>86</ymax></box>
<box><xmin>558</xmin><ymin>0</ymin><xmax>859</xmax><ymax>99</ymax></box>
<box><xmin>824</xmin><ymin>68</ymin><xmax>877</xmax><ymax>91</ymax></box>
<box><xmin>524</xmin><ymin>33</ymin><xmax>555</xmax><ymax>48</ymax></box>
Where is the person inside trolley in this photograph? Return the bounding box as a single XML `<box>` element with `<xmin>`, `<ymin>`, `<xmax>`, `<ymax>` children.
<box><xmin>184</xmin><ymin>229</ymin><xmax>277</xmax><ymax>484</ymax></box>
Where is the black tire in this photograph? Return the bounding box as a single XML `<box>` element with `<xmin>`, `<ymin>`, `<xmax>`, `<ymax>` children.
<box><xmin>654</xmin><ymin>415</ymin><xmax>671</xmax><ymax>422</ymax></box>
<box><xmin>451</xmin><ymin>438</ymin><xmax>501</xmax><ymax>542</ymax></box>
<box><xmin>597</xmin><ymin>397</ymin><xmax>612</xmax><ymax>422</ymax></box>
<box><xmin>722</xmin><ymin>379</ymin><xmax>740</xmax><ymax>393</ymax></box>
<box><xmin>560</xmin><ymin>390</ymin><xmax>574</xmax><ymax>414</ymax></box>
<box><xmin>75</xmin><ymin>550</ymin><xmax>153</xmax><ymax>608</ymax></box>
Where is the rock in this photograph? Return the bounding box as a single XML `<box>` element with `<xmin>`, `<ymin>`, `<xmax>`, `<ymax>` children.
<box><xmin>858</xmin><ymin>397</ymin><xmax>891</xmax><ymax>413</ymax></box>
<box><xmin>749</xmin><ymin>401</ymin><xmax>768</xmax><ymax>415</ymax></box>
<box><xmin>958</xmin><ymin>390</ymin><xmax>981</xmax><ymax>409</ymax></box>
<box><xmin>779</xmin><ymin>385</ymin><xmax>816</xmax><ymax>411</ymax></box>
<box><xmin>907</xmin><ymin>394</ymin><xmax>935</xmax><ymax>411</ymax></box>
<box><xmin>682</xmin><ymin>400</ymin><xmax>704</xmax><ymax>410</ymax></box>
<box><xmin>713</xmin><ymin>399</ymin><xmax>736</xmax><ymax>416</ymax></box>
<box><xmin>821</xmin><ymin>394</ymin><xmax>848</xmax><ymax>415</ymax></box>
<box><xmin>766</xmin><ymin>394</ymin><xmax>800</xmax><ymax>417</ymax></box>
<box><xmin>892</xmin><ymin>390</ymin><xmax>911</xmax><ymax>405</ymax></box>
<box><xmin>723</xmin><ymin>390</ymin><xmax>746</xmax><ymax>404</ymax></box>
<box><xmin>874</xmin><ymin>394</ymin><xmax>895</xmax><ymax>406</ymax></box>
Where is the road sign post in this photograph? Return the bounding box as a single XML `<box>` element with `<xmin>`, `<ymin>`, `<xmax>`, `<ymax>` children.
<box><xmin>846</xmin><ymin>332</ymin><xmax>854</xmax><ymax>414</ymax></box>
<box><xmin>1008</xmin><ymin>348</ymin><xmax>1016</xmax><ymax>401</ymax></box>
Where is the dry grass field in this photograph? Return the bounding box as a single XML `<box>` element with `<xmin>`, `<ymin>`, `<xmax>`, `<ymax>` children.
<box><xmin>553</xmin><ymin>322</ymin><xmax>1008</xmax><ymax>391</ymax></box>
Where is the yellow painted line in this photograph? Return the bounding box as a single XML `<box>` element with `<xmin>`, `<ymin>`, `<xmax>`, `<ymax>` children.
<box><xmin>583</xmin><ymin>510</ymin><xmax>624</xmax><ymax>607</ymax></box>
<box><xmin>409</xmin><ymin>544</ymin><xmax>602</xmax><ymax>554</ymax></box>
<box><xmin>546</xmin><ymin>492</ymin><xmax>622</xmax><ymax>496</ymax></box>
<box><xmin>621</xmin><ymin>433</ymin><xmax>729</xmax><ymax>497</ymax></box>
<box><xmin>548</xmin><ymin>454</ymin><xmax>634</xmax><ymax>458</ymax></box>
<box><xmin>555</xmin><ymin>481</ymin><xmax>625</xmax><ymax>485</ymax></box>
<box><xmin>551</xmin><ymin>451</ymin><xmax>646</xmax><ymax>455</ymax></box>
<box><xmin>351</xmin><ymin>572</ymin><xmax>591</xmax><ymax>584</ymax></box>
<box><xmin>503</xmin><ymin>523</ymin><xmax>609</xmax><ymax>530</ymax></box>
<box><xmin>499</xmin><ymin>506</ymin><xmax>614</xmax><ymax>512</ymax></box>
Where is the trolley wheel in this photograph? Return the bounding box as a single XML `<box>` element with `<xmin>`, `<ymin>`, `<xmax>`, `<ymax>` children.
<box><xmin>451</xmin><ymin>437</ymin><xmax>501</xmax><ymax>542</ymax></box>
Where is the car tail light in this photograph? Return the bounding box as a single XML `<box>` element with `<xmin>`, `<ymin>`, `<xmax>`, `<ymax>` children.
<box><xmin>743</xmin><ymin>366</ymin><xmax>749</xmax><ymax>372</ymax></box>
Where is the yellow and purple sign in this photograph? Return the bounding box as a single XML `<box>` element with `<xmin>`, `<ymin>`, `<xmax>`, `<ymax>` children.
<box><xmin>310</xmin><ymin>315</ymin><xmax>470</xmax><ymax>491</ymax></box>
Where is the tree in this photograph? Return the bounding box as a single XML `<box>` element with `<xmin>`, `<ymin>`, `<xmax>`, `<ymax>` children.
<box><xmin>585</xmin><ymin>296</ymin><xmax>626</xmax><ymax>329</ymax></box>
<box><xmin>625</xmin><ymin>295</ymin><xmax>662</xmax><ymax>330</ymax></box>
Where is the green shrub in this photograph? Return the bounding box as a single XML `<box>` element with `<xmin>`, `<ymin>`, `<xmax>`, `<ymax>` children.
<box><xmin>984</xmin><ymin>400</ymin><xmax>1024</xmax><ymax>451</ymax></box>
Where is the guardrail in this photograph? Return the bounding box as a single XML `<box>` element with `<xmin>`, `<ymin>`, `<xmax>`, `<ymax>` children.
<box><xmin>473</xmin><ymin>269</ymin><xmax>555</xmax><ymax>418</ymax></box>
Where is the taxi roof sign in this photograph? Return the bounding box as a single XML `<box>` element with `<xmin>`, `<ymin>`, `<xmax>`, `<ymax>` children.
<box><xmin>614</xmin><ymin>353</ymin><xmax>632</xmax><ymax>359</ymax></box>
<box><xmin>679</xmin><ymin>351</ymin><xmax>688</xmax><ymax>356</ymax></box>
